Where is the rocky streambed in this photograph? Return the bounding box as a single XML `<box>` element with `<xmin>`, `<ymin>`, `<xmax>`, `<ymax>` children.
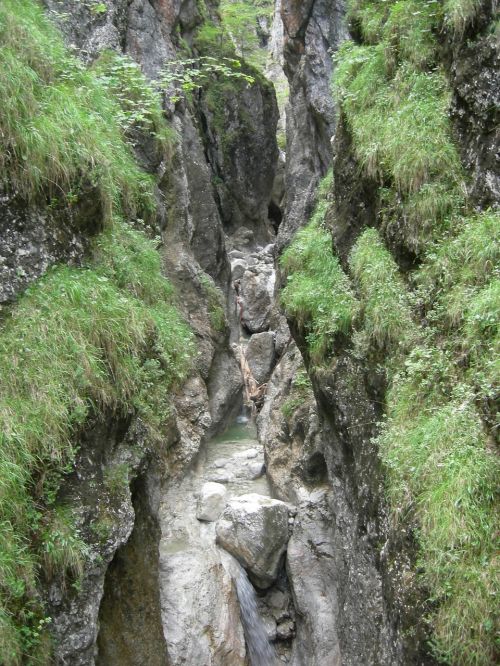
<box><xmin>155</xmin><ymin>229</ymin><xmax>300</xmax><ymax>665</ymax></box>
<box><xmin>158</xmin><ymin>417</ymin><xmax>296</xmax><ymax>665</ymax></box>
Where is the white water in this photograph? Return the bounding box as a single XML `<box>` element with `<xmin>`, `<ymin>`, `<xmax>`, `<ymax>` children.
<box><xmin>235</xmin><ymin>562</ymin><xmax>277</xmax><ymax>666</ymax></box>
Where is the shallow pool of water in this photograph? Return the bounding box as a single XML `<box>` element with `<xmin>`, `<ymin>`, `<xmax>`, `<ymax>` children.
<box><xmin>201</xmin><ymin>419</ymin><xmax>270</xmax><ymax>497</ymax></box>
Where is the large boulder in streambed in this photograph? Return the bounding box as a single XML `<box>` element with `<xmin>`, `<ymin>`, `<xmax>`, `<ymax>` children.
<box><xmin>196</xmin><ymin>482</ymin><xmax>227</xmax><ymax>522</ymax></box>
<box><xmin>216</xmin><ymin>494</ymin><xmax>290</xmax><ymax>587</ymax></box>
<box><xmin>240</xmin><ymin>269</ymin><xmax>273</xmax><ymax>333</ymax></box>
<box><xmin>244</xmin><ymin>331</ymin><xmax>275</xmax><ymax>385</ymax></box>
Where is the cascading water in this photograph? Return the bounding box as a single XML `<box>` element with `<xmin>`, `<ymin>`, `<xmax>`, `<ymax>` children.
<box><xmin>235</xmin><ymin>563</ymin><xmax>276</xmax><ymax>666</ymax></box>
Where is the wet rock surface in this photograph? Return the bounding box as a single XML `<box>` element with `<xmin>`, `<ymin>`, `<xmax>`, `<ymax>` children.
<box><xmin>216</xmin><ymin>493</ymin><xmax>291</xmax><ymax>588</ymax></box>
<box><xmin>158</xmin><ymin>420</ymin><xmax>291</xmax><ymax>665</ymax></box>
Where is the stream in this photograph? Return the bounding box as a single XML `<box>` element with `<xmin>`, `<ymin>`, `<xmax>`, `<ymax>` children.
<box><xmin>158</xmin><ymin>416</ymin><xmax>280</xmax><ymax>665</ymax></box>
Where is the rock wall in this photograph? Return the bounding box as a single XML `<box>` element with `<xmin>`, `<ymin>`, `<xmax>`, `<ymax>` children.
<box><xmin>278</xmin><ymin>0</ymin><xmax>347</xmax><ymax>249</ymax></box>
<box><xmin>446</xmin><ymin>0</ymin><xmax>500</xmax><ymax>208</ymax></box>
<box><xmin>4</xmin><ymin>0</ymin><xmax>495</xmax><ymax>663</ymax></box>
<box><xmin>261</xmin><ymin>0</ymin><xmax>404</xmax><ymax>661</ymax></box>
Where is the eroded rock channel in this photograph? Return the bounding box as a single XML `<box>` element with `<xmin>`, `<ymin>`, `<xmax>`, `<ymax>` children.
<box><xmin>97</xmin><ymin>229</ymin><xmax>299</xmax><ymax>664</ymax></box>
<box><xmin>2</xmin><ymin>0</ymin><xmax>495</xmax><ymax>664</ymax></box>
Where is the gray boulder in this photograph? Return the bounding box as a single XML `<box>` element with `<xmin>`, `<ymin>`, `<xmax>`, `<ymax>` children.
<box><xmin>216</xmin><ymin>493</ymin><xmax>290</xmax><ymax>587</ymax></box>
<box><xmin>196</xmin><ymin>482</ymin><xmax>227</xmax><ymax>522</ymax></box>
<box><xmin>245</xmin><ymin>331</ymin><xmax>275</xmax><ymax>384</ymax></box>
<box><xmin>240</xmin><ymin>269</ymin><xmax>273</xmax><ymax>333</ymax></box>
<box><xmin>231</xmin><ymin>258</ymin><xmax>247</xmax><ymax>281</ymax></box>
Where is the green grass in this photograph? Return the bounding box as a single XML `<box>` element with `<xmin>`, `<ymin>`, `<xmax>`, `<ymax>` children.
<box><xmin>349</xmin><ymin>228</ymin><xmax>417</xmax><ymax>351</ymax></box>
<box><xmin>40</xmin><ymin>506</ymin><xmax>89</xmax><ymax>584</ymax></box>
<box><xmin>416</xmin><ymin>210</ymin><xmax>500</xmax><ymax>400</ymax></box>
<box><xmin>0</xmin><ymin>2</ymin><xmax>194</xmax><ymax>662</ymax></box>
<box><xmin>443</xmin><ymin>0</ymin><xmax>483</xmax><ymax>34</ymax></box>
<box><xmin>335</xmin><ymin>0</ymin><xmax>466</xmax><ymax>253</ymax></box>
<box><xmin>281</xmin><ymin>200</ymin><xmax>359</xmax><ymax>363</ymax></box>
<box><xmin>0</xmin><ymin>220</ymin><xmax>193</xmax><ymax>663</ymax></box>
<box><xmin>345</xmin><ymin>187</ymin><xmax>499</xmax><ymax>666</ymax></box>
<box><xmin>103</xmin><ymin>463</ymin><xmax>131</xmax><ymax>498</ymax></box>
<box><xmin>0</xmin><ymin>0</ymin><xmax>157</xmax><ymax>220</ymax></box>
<box><xmin>348</xmin><ymin>0</ymin><xmax>441</xmax><ymax>67</ymax></box>
<box><xmin>379</xmin><ymin>371</ymin><xmax>499</xmax><ymax>665</ymax></box>
<box><xmin>287</xmin><ymin>24</ymin><xmax>499</xmax><ymax>656</ymax></box>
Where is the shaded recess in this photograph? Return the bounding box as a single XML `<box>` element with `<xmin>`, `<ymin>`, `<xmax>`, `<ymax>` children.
<box><xmin>96</xmin><ymin>474</ymin><xmax>169</xmax><ymax>666</ymax></box>
<box><xmin>268</xmin><ymin>200</ymin><xmax>283</xmax><ymax>232</ymax></box>
<box><xmin>303</xmin><ymin>451</ymin><xmax>329</xmax><ymax>486</ymax></box>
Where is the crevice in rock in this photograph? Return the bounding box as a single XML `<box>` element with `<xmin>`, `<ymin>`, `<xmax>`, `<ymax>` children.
<box><xmin>268</xmin><ymin>200</ymin><xmax>283</xmax><ymax>232</ymax></box>
<box><xmin>96</xmin><ymin>472</ymin><xmax>169</xmax><ymax>666</ymax></box>
<box><xmin>303</xmin><ymin>451</ymin><xmax>328</xmax><ymax>486</ymax></box>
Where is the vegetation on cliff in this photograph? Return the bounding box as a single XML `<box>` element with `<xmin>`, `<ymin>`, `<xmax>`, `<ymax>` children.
<box><xmin>0</xmin><ymin>1</ymin><xmax>193</xmax><ymax>662</ymax></box>
<box><xmin>281</xmin><ymin>176</ymin><xmax>359</xmax><ymax>363</ymax></box>
<box><xmin>0</xmin><ymin>0</ymin><xmax>160</xmax><ymax>221</ymax></box>
<box><xmin>219</xmin><ymin>0</ymin><xmax>274</xmax><ymax>68</ymax></box>
<box><xmin>282</xmin><ymin>0</ymin><xmax>498</xmax><ymax>663</ymax></box>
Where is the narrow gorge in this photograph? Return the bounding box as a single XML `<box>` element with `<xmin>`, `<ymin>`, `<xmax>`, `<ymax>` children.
<box><xmin>0</xmin><ymin>1</ymin><xmax>498</xmax><ymax>665</ymax></box>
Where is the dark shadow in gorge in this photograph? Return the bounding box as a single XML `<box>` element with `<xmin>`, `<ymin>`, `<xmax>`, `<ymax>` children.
<box><xmin>96</xmin><ymin>472</ymin><xmax>169</xmax><ymax>666</ymax></box>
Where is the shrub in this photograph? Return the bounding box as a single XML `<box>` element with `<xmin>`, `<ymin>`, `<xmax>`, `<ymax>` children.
<box><xmin>92</xmin><ymin>50</ymin><xmax>176</xmax><ymax>151</ymax></box>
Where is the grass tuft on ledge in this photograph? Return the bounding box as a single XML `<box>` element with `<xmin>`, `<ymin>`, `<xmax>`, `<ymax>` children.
<box><xmin>379</xmin><ymin>369</ymin><xmax>499</xmax><ymax>665</ymax></box>
<box><xmin>335</xmin><ymin>0</ymin><xmax>467</xmax><ymax>253</ymax></box>
<box><xmin>0</xmin><ymin>0</ymin><xmax>159</xmax><ymax>221</ymax></box>
<box><xmin>281</xmin><ymin>199</ymin><xmax>359</xmax><ymax>363</ymax></box>
<box><xmin>349</xmin><ymin>228</ymin><xmax>417</xmax><ymax>351</ymax></box>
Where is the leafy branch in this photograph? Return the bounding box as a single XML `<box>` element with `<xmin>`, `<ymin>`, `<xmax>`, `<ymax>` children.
<box><xmin>160</xmin><ymin>56</ymin><xmax>254</xmax><ymax>103</ymax></box>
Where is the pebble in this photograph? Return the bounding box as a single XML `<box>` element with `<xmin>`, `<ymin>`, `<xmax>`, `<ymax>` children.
<box><xmin>276</xmin><ymin>619</ymin><xmax>295</xmax><ymax>640</ymax></box>
<box><xmin>233</xmin><ymin>448</ymin><xmax>259</xmax><ymax>459</ymax></box>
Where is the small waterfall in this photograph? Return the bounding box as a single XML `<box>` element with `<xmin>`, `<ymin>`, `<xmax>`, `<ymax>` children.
<box><xmin>235</xmin><ymin>565</ymin><xmax>276</xmax><ymax>666</ymax></box>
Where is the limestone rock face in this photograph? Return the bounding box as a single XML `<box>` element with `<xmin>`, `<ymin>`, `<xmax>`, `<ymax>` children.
<box><xmin>244</xmin><ymin>331</ymin><xmax>276</xmax><ymax>384</ymax></box>
<box><xmin>0</xmin><ymin>188</ymin><xmax>100</xmax><ymax>306</ymax></box>
<box><xmin>196</xmin><ymin>482</ymin><xmax>227</xmax><ymax>522</ymax></box>
<box><xmin>216</xmin><ymin>494</ymin><xmax>290</xmax><ymax>587</ymax></box>
<box><xmin>207</xmin><ymin>346</ymin><xmax>244</xmax><ymax>435</ymax></box>
<box><xmin>201</xmin><ymin>73</ymin><xmax>279</xmax><ymax>243</ymax></box>
<box><xmin>46</xmin><ymin>417</ymin><xmax>167</xmax><ymax>666</ymax></box>
<box><xmin>159</xmin><ymin>548</ymin><xmax>247</xmax><ymax>666</ymax></box>
<box><xmin>277</xmin><ymin>0</ymin><xmax>348</xmax><ymax>250</ymax></box>
<box><xmin>287</xmin><ymin>492</ymin><xmax>342</xmax><ymax>666</ymax></box>
<box><xmin>258</xmin><ymin>340</ymin><xmax>413</xmax><ymax>664</ymax></box>
<box><xmin>240</xmin><ymin>268</ymin><xmax>274</xmax><ymax>333</ymax></box>
<box><xmin>448</xmin><ymin>15</ymin><xmax>500</xmax><ymax>208</ymax></box>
